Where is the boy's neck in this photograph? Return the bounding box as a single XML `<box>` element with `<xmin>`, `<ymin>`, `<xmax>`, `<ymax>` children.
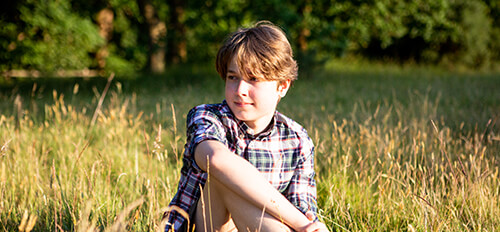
<box><xmin>244</xmin><ymin>113</ymin><xmax>275</xmax><ymax>135</ymax></box>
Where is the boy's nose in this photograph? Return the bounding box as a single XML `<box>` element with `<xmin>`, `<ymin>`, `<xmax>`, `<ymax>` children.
<box><xmin>235</xmin><ymin>79</ymin><xmax>249</xmax><ymax>96</ymax></box>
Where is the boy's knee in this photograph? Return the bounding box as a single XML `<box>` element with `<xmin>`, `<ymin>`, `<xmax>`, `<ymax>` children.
<box><xmin>195</xmin><ymin>180</ymin><xmax>236</xmax><ymax>232</ymax></box>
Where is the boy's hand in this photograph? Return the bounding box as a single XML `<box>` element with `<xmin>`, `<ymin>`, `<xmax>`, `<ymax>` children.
<box><xmin>299</xmin><ymin>211</ymin><xmax>329</xmax><ymax>232</ymax></box>
<box><xmin>305</xmin><ymin>211</ymin><xmax>315</xmax><ymax>221</ymax></box>
<box><xmin>301</xmin><ymin>222</ymin><xmax>329</xmax><ymax>232</ymax></box>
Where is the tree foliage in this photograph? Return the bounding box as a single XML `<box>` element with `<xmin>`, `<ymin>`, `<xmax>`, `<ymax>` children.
<box><xmin>1</xmin><ymin>0</ymin><xmax>103</xmax><ymax>72</ymax></box>
<box><xmin>1</xmin><ymin>0</ymin><xmax>499</xmax><ymax>76</ymax></box>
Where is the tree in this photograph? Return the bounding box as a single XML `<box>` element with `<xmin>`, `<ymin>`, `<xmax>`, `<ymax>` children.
<box><xmin>0</xmin><ymin>0</ymin><xmax>103</xmax><ymax>73</ymax></box>
<box><xmin>166</xmin><ymin>0</ymin><xmax>186</xmax><ymax>64</ymax></box>
<box><xmin>137</xmin><ymin>0</ymin><xmax>167</xmax><ymax>73</ymax></box>
<box><xmin>2</xmin><ymin>0</ymin><xmax>500</xmax><ymax>75</ymax></box>
<box><xmin>96</xmin><ymin>8</ymin><xmax>114</xmax><ymax>70</ymax></box>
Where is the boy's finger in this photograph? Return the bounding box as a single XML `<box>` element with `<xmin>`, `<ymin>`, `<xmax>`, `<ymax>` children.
<box><xmin>305</xmin><ymin>211</ymin><xmax>315</xmax><ymax>221</ymax></box>
<box><xmin>301</xmin><ymin>222</ymin><xmax>328</xmax><ymax>232</ymax></box>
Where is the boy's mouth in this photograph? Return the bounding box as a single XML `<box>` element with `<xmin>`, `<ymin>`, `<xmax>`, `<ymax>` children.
<box><xmin>234</xmin><ymin>101</ymin><xmax>253</xmax><ymax>107</ymax></box>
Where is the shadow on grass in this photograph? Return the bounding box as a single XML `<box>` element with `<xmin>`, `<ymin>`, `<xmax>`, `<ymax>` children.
<box><xmin>0</xmin><ymin>63</ymin><xmax>221</xmax><ymax>97</ymax></box>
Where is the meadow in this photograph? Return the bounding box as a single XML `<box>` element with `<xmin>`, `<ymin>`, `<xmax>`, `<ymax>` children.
<box><xmin>1</xmin><ymin>63</ymin><xmax>499</xmax><ymax>231</ymax></box>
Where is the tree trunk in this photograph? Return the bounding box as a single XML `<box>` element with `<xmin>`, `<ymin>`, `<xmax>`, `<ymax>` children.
<box><xmin>298</xmin><ymin>27</ymin><xmax>310</xmax><ymax>52</ymax></box>
<box><xmin>167</xmin><ymin>0</ymin><xmax>186</xmax><ymax>64</ymax></box>
<box><xmin>138</xmin><ymin>0</ymin><xmax>166</xmax><ymax>73</ymax></box>
<box><xmin>96</xmin><ymin>8</ymin><xmax>113</xmax><ymax>71</ymax></box>
<box><xmin>297</xmin><ymin>3</ymin><xmax>311</xmax><ymax>52</ymax></box>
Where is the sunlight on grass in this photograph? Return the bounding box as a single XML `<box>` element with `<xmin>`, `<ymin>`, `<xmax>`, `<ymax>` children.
<box><xmin>0</xmin><ymin>65</ymin><xmax>499</xmax><ymax>231</ymax></box>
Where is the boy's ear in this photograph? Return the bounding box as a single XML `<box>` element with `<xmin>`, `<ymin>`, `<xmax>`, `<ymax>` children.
<box><xmin>278</xmin><ymin>80</ymin><xmax>292</xmax><ymax>97</ymax></box>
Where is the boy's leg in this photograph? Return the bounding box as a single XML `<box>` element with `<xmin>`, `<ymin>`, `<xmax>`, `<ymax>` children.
<box><xmin>194</xmin><ymin>177</ymin><xmax>236</xmax><ymax>232</ymax></box>
<box><xmin>194</xmin><ymin>177</ymin><xmax>292</xmax><ymax>232</ymax></box>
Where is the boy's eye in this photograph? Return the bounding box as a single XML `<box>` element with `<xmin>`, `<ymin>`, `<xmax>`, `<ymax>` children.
<box><xmin>227</xmin><ymin>75</ymin><xmax>236</xmax><ymax>80</ymax></box>
<box><xmin>249</xmin><ymin>77</ymin><xmax>259</xmax><ymax>82</ymax></box>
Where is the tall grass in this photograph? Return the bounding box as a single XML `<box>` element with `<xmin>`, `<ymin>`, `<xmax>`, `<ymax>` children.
<box><xmin>1</xmin><ymin>64</ymin><xmax>499</xmax><ymax>231</ymax></box>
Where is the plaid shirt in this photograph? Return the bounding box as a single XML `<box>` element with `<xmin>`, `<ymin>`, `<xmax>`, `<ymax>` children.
<box><xmin>165</xmin><ymin>101</ymin><xmax>317</xmax><ymax>231</ymax></box>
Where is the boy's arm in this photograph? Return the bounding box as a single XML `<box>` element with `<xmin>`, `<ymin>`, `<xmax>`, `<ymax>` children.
<box><xmin>286</xmin><ymin>143</ymin><xmax>318</xmax><ymax>219</ymax></box>
<box><xmin>194</xmin><ymin>140</ymin><xmax>314</xmax><ymax>231</ymax></box>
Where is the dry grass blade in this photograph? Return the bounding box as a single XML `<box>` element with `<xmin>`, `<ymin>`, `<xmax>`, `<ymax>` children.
<box><xmin>198</xmin><ymin>184</ymin><xmax>207</xmax><ymax>232</ymax></box>
<box><xmin>76</xmin><ymin>201</ymin><xmax>97</xmax><ymax>232</ymax></box>
<box><xmin>71</xmin><ymin>139</ymin><xmax>92</xmax><ymax>174</ymax></box>
<box><xmin>257</xmin><ymin>203</ymin><xmax>267</xmax><ymax>232</ymax></box>
<box><xmin>18</xmin><ymin>210</ymin><xmax>37</xmax><ymax>232</ymax></box>
<box><xmin>143</xmin><ymin>128</ymin><xmax>151</xmax><ymax>156</ymax></box>
<box><xmin>25</xmin><ymin>214</ymin><xmax>37</xmax><ymax>232</ymax></box>
<box><xmin>104</xmin><ymin>197</ymin><xmax>144</xmax><ymax>232</ymax></box>
<box><xmin>90</xmin><ymin>73</ymin><xmax>115</xmax><ymax>126</ymax></box>
<box><xmin>18</xmin><ymin>210</ymin><xmax>29</xmax><ymax>231</ymax></box>
<box><xmin>0</xmin><ymin>139</ymin><xmax>11</xmax><ymax>157</ymax></box>
<box><xmin>430</xmin><ymin>120</ymin><xmax>460</xmax><ymax>182</ymax></box>
<box><xmin>162</xmin><ymin>205</ymin><xmax>190</xmax><ymax>232</ymax></box>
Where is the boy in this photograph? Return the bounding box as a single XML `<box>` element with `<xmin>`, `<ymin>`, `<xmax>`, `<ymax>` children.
<box><xmin>165</xmin><ymin>21</ymin><xmax>328</xmax><ymax>232</ymax></box>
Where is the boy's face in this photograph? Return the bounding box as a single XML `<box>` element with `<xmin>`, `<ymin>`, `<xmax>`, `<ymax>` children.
<box><xmin>225</xmin><ymin>56</ymin><xmax>291</xmax><ymax>133</ymax></box>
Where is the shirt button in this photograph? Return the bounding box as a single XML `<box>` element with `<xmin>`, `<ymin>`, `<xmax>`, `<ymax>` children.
<box><xmin>239</xmin><ymin>134</ymin><xmax>244</xmax><ymax>139</ymax></box>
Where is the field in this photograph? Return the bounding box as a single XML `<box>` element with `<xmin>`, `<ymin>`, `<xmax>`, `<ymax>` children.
<box><xmin>1</xmin><ymin>63</ymin><xmax>499</xmax><ymax>231</ymax></box>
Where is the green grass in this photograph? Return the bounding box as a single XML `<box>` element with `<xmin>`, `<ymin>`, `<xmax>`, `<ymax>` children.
<box><xmin>1</xmin><ymin>63</ymin><xmax>499</xmax><ymax>231</ymax></box>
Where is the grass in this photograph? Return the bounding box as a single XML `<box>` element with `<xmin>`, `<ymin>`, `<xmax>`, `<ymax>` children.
<box><xmin>1</xmin><ymin>63</ymin><xmax>499</xmax><ymax>231</ymax></box>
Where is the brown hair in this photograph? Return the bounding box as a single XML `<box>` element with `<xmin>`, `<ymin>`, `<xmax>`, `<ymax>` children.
<box><xmin>215</xmin><ymin>21</ymin><xmax>298</xmax><ymax>83</ymax></box>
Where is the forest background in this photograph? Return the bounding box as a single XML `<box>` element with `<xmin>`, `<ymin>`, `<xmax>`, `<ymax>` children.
<box><xmin>1</xmin><ymin>0</ymin><xmax>500</xmax><ymax>77</ymax></box>
<box><xmin>1</xmin><ymin>0</ymin><xmax>500</xmax><ymax>231</ymax></box>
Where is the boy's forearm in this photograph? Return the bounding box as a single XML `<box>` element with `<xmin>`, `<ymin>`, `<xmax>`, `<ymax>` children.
<box><xmin>194</xmin><ymin>140</ymin><xmax>311</xmax><ymax>231</ymax></box>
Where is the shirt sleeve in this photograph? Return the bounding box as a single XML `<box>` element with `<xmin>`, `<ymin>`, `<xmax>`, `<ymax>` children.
<box><xmin>165</xmin><ymin>105</ymin><xmax>229</xmax><ymax>231</ymax></box>
<box><xmin>284</xmin><ymin>136</ymin><xmax>318</xmax><ymax>220</ymax></box>
<box><xmin>184</xmin><ymin>105</ymin><xmax>228</xmax><ymax>173</ymax></box>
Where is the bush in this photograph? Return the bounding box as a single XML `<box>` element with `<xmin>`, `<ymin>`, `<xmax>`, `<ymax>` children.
<box><xmin>4</xmin><ymin>0</ymin><xmax>104</xmax><ymax>72</ymax></box>
<box><xmin>330</xmin><ymin>0</ymin><xmax>499</xmax><ymax>68</ymax></box>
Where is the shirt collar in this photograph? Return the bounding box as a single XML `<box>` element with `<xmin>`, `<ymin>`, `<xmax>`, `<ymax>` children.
<box><xmin>222</xmin><ymin>100</ymin><xmax>276</xmax><ymax>139</ymax></box>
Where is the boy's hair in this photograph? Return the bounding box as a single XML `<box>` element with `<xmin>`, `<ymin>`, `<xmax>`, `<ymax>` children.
<box><xmin>216</xmin><ymin>21</ymin><xmax>298</xmax><ymax>83</ymax></box>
